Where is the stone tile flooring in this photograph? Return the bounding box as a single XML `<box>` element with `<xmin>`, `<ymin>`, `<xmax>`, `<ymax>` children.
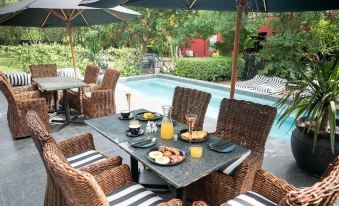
<box><xmin>0</xmin><ymin>83</ymin><xmax>324</xmax><ymax>206</ymax></box>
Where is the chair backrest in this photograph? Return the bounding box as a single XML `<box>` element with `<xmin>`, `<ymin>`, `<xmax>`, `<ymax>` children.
<box><xmin>0</xmin><ymin>71</ymin><xmax>9</xmax><ymax>84</ymax></box>
<box><xmin>0</xmin><ymin>75</ymin><xmax>16</xmax><ymax>106</ymax></box>
<box><xmin>215</xmin><ymin>98</ymin><xmax>277</xmax><ymax>154</ymax></box>
<box><xmin>26</xmin><ymin>111</ymin><xmax>67</xmax><ymax>168</ymax></box>
<box><xmin>29</xmin><ymin>64</ymin><xmax>57</xmax><ymax>79</ymax></box>
<box><xmin>101</xmin><ymin>69</ymin><xmax>120</xmax><ymax>90</ymax></box>
<box><xmin>280</xmin><ymin>156</ymin><xmax>339</xmax><ymax>206</ymax></box>
<box><xmin>43</xmin><ymin>142</ymin><xmax>109</xmax><ymax>206</ymax></box>
<box><xmin>84</xmin><ymin>64</ymin><xmax>100</xmax><ymax>84</ymax></box>
<box><xmin>171</xmin><ymin>86</ymin><xmax>211</xmax><ymax>129</ymax></box>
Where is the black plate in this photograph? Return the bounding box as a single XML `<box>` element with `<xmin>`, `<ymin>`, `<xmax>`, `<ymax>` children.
<box><xmin>178</xmin><ymin>129</ymin><xmax>209</xmax><ymax>143</ymax></box>
<box><xmin>135</xmin><ymin>112</ymin><xmax>162</xmax><ymax>121</ymax></box>
<box><xmin>126</xmin><ymin>129</ymin><xmax>145</xmax><ymax>137</ymax></box>
<box><xmin>130</xmin><ymin>139</ymin><xmax>157</xmax><ymax>148</ymax></box>
<box><xmin>209</xmin><ymin>140</ymin><xmax>235</xmax><ymax>153</ymax></box>
<box><xmin>147</xmin><ymin>146</ymin><xmax>186</xmax><ymax>166</ymax></box>
<box><xmin>118</xmin><ymin>113</ymin><xmax>134</xmax><ymax>120</ymax></box>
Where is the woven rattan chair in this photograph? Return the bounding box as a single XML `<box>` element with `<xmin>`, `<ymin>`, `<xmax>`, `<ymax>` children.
<box><xmin>68</xmin><ymin>64</ymin><xmax>100</xmax><ymax>113</ymax></box>
<box><xmin>0</xmin><ymin>71</ymin><xmax>38</xmax><ymax>93</ymax></box>
<box><xmin>26</xmin><ymin>110</ymin><xmax>123</xmax><ymax>206</ymax></box>
<box><xmin>0</xmin><ymin>75</ymin><xmax>49</xmax><ymax>139</ymax></box>
<box><xmin>83</xmin><ymin>69</ymin><xmax>120</xmax><ymax>118</ymax></box>
<box><xmin>43</xmin><ymin>141</ymin><xmax>182</xmax><ymax>206</ymax></box>
<box><xmin>192</xmin><ymin>157</ymin><xmax>339</xmax><ymax>206</ymax></box>
<box><xmin>186</xmin><ymin>98</ymin><xmax>277</xmax><ymax>205</ymax></box>
<box><xmin>171</xmin><ymin>86</ymin><xmax>211</xmax><ymax>129</ymax></box>
<box><xmin>29</xmin><ymin>64</ymin><xmax>58</xmax><ymax>109</ymax></box>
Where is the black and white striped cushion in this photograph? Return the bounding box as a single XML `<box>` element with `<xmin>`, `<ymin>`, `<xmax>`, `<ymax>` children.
<box><xmin>224</xmin><ymin>191</ymin><xmax>277</xmax><ymax>206</ymax></box>
<box><xmin>57</xmin><ymin>68</ymin><xmax>81</xmax><ymax>79</ymax></box>
<box><xmin>107</xmin><ymin>182</ymin><xmax>163</xmax><ymax>206</ymax></box>
<box><xmin>4</xmin><ymin>72</ymin><xmax>31</xmax><ymax>86</ymax></box>
<box><xmin>66</xmin><ymin>150</ymin><xmax>107</xmax><ymax>169</ymax></box>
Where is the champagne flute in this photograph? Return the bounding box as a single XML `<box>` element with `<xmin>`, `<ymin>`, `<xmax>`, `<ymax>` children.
<box><xmin>125</xmin><ymin>92</ymin><xmax>131</xmax><ymax>111</ymax></box>
<box><xmin>185</xmin><ymin>113</ymin><xmax>198</xmax><ymax>144</ymax></box>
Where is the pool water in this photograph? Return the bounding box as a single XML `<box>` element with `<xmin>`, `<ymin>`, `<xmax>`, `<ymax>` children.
<box><xmin>122</xmin><ymin>78</ymin><xmax>295</xmax><ymax>141</ymax></box>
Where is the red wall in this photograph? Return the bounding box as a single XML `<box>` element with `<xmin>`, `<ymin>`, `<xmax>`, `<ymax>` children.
<box><xmin>181</xmin><ymin>39</ymin><xmax>211</xmax><ymax>57</ymax></box>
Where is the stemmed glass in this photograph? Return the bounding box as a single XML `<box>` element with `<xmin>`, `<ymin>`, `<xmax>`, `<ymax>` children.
<box><xmin>125</xmin><ymin>91</ymin><xmax>132</xmax><ymax>111</ymax></box>
<box><xmin>185</xmin><ymin>113</ymin><xmax>198</xmax><ymax>144</ymax></box>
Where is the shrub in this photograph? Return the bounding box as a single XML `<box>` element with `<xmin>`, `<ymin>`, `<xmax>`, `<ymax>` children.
<box><xmin>171</xmin><ymin>57</ymin><xmax>244</xmax><ymax>82</ymax></box>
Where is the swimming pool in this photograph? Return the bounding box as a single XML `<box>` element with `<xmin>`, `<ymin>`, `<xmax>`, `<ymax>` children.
<box><xmin>122</xmin><ymin>76</ymin><xmax>295</xmax><ymax>141</ymax></box>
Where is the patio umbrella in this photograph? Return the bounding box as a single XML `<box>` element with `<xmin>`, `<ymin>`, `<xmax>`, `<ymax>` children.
<box><xmin>0</xmin><ymin>0</ymin><xmax>140</xmax><ymax>75</ymax></box>
<box><xmin>80</xmin><ymin>0</ymin><xmax>339</xmax><ymax>99</ymax></box>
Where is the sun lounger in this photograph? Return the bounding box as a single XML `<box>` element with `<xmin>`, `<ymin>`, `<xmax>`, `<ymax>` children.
<box><xmin>235</xmin><ymin>75</ymin><xmax>269</xmax><ymax>89</ymax></box>
<box><xmin>254</xmin><ymin>76</ymin><xmax>287</xmax><ymax>94</ymax></box>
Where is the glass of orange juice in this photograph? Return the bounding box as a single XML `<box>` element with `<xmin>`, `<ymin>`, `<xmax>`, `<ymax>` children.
<box><xmin>160</xmin><ymin>105</ymin><xmax>174</xmax><ymax>140</ymax></box>
<box><xmin>190</xmin><ymin>145</ymin><xmax>203</xmax><ymax>158</ymax></box>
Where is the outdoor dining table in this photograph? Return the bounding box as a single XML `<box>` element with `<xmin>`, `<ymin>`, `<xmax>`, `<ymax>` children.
<box><xmin>85</xmin><ymin>109</ymin><xmax>249</xmax><ymax>204</ymax></box>
<box><xmin>33</xmin><ymin>76</ymin><xmax>88</xmax><ymax>131</ymax></box>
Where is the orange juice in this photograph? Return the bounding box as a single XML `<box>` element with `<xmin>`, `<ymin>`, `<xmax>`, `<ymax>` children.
<box><xmin>190</xmin><ymin>145</ymin><xmax>203</xmax><ymax>158</ymax></box>
<box><xmin>160</xmin><ymin>122</ymin><xmax>174</xmax><ymax>140</ymax></box>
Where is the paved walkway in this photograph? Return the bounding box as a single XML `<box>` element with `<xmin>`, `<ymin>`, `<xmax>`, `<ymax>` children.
<box><xmin>0</xmin><ymin>84</ymin><xmax>319</xmax><ymax>206</ymax></box>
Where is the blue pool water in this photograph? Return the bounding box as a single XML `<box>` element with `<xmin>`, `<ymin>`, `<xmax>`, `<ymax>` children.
<box><xmin>122</xmin><ymin>78</ymin><xmax>295</xmax><ymax>141</ymax></box>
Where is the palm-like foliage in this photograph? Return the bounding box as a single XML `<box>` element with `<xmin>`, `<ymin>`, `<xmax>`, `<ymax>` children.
<box><xmin>276</xmin><ymin>56</ymin><xmax>339</xmax><ymax>153</ymax></box>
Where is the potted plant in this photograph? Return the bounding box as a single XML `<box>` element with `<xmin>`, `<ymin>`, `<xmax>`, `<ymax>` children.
<box><xmin>276</xmin><ymin>56</ymin><xmax>338</xmax><ymax>175</ymax></box>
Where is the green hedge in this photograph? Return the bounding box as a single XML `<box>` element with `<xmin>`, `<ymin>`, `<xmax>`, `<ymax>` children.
<box><xmin>0</xmin><ymin>44</ymin><xmax>141</xmax><ymax>76</ymax></box>
<box><xmin>171</xmin><ymin>57</ymin><xmax>244</xmax><ymax>82</ymax></box>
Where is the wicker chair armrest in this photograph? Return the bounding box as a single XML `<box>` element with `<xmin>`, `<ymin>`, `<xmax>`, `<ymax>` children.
<box><xmin>14</xmin><ymin>91</ymin><xmax>41</xmax><ymax>100</ymax></box>
<box><xmin>94</xmin><ymin>164</ymin><xmax>132</xmax><ymax>194</ymax></box>
<box><xmin>252</xmin><ymin>170</ymin><xmax>296</xmax><ymax>204</ymax></box>
<box><xmin>157</xmin><ymin>199</ymin><xmax>182</xmax><ymax>206</ymax></box>
<box><xmin>192</xmin><ymin>201</ymin><xmax>208</xmax><ymax>206</ymax></box>
<box><xmin>58</xmin><ymin>133</ymin><xmax>96</xmax><ymax>157</ymax></box>
<box><xmin>80</xmin><ymin>156</ymin><xmax>123</xmax><ymax>175</ymax></box>
<box><xmin>12</xmin><ymin>84</ymin><xmax>38</xmax><ymax>93</ymax></box>
<box><xmin>16</xmin><ymin>97</ymin><xmax>47</xmax><ymax>109</ymax></box>
<box><xmin>88</xmin><ymin>89</ymin><xmax>112</xmax><ymax>100</ymax></box>
<box><xmin>84</xmin><ymin>83</ymin><xmax>101</xmax><ymax>93</ymax></box>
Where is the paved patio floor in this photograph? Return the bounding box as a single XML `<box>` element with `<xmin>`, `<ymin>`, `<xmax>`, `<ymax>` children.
<box><xmin>0</xmin><ymin>83</ymin><xmax>322</xmax><ymax>206</ymax></box>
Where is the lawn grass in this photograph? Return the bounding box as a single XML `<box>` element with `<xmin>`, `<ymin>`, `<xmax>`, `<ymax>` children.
<box><xmin>0</xmin><ymin>57</ymin><xmax>20</xmax><ymax>72</ymax></box>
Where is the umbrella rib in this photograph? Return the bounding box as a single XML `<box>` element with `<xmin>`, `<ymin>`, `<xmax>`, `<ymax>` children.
<box><xmin>61</xmin><ymin>9</ymin><xmax>69</xmax><ymax>21</ymax></box>
<box><xmin>48</xmin><ymin>9</ymin><xmax>67</xmax><ymax>21</ymax></box>
<box><xmin>0</xmin><ymin>10</ymin><xmax>24</xmax><ymax>24</ymax></box>
<box><xmin>41</xmin><ymin>11</ymin><xmax>51</xmax><ymax>27</ymax></box>
<box><xmin>122</xmin><ymin>0</ymin><xmax>129</xmax><ymax>5</ymax></box>
<box><xmin>103</xmin><ymin>9</ymin><xmax>126</xmax><ymax>21</ymax></box>
<box><xmin>188</xmin><ymin>0</ymin><xmax>197</xmax><ymax>10</ymax></box>
<box><xmin>263</xmin><ymin>0</ymin><xmax>267</xmax><ymax>12</ymax></box>
<box><xmin>71</xmin><ymin>9</ymin><xmax>85</xmax><ymax>20</ymax></box>
<box><xmin>79</xmin><ymin>12</ymin><xmax>89</xmax><ymax>26</ymax></box>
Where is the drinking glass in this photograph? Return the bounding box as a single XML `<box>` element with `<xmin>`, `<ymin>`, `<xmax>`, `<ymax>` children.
<box><xmin>190</xmin><ymin>145</ymin><xmax>203</xmax><ymax>158</ymax></box>
<box><xmin>125</xmin><ymin>92</ymin><xmax>132</xmax><ymax>111</ymax></box>
<box><xmin>185</xmin><ymin>113</ymin><xmax>198</xmax><ymax>143</ymax></box>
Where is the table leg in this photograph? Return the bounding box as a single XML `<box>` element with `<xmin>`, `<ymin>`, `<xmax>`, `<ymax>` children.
<box><xmin>176</xmin><ymin>187</ymin><xmax>186</xmax><ymax>205</ymax></box>
<box><xmin>63</xmin><ymin>90</ymin><xmax>70</xmax><ymax>121</ymax></box>
<box><xmin>53</xmin><ymin>91</ymin><xmax>58</xmax><ymax>112</ymax></box>
<box><xmin>130</xmin><ymin>156</ymin><xmax>139</xmax><ymax>182</ymax></box>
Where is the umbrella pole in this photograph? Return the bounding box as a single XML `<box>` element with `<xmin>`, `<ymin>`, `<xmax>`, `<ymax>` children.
<box><xmin>229</xmin><ymin>0</ymin><xmax>244</xmax><ymax>99</ymax></box>
<box><xmin>67</xmin><ymin>23</ymin><xmax>77</xmax><ymax>78</ymax></box>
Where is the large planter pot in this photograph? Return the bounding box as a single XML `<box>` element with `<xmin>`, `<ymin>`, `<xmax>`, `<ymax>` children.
<box><xmin>291</xmin><ymin>119</ymin><xmax>339</xmax><ymax>176</ymax></box>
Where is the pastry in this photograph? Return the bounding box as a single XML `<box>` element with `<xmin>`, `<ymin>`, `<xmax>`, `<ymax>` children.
<box><xmin>143</xmin><ymin>112</ymin><xmax>154</xmax><ymax>120</ymax></box>
<box><xmin>181</xmin><ymin>130</ymin><xmax>208</xmax><ymax>140</ymax></box>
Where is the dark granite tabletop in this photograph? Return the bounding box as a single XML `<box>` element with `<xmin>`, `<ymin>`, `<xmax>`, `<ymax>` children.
<box><xmin>33</xmin><ymin>76</ymin><xmax>88</xmax><ymax>91</ymax></box>
<box><xmin>85</xmin><ymin>109</ymin><xmax>249</xmax><ymax>188</ymax></box>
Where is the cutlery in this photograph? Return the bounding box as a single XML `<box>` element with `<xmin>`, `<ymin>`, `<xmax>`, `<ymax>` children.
<box><xmin>129</xmin><ymin>136</ymin><xmax>152</xmax><ymax>145</ymax></box>
<box><xmin>133</xmin><ymin>138</ymin><xmax>156</xmax><ymax>146</ymax></box>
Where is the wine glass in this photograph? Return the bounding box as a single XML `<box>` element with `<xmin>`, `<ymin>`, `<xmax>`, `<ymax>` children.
<box><xmin>125</xmin><ymin>91</ymin><xmax>132</xmax><ymax>111</ymax></box>
<box><xmin>185</xmin><ymin>113</ymin><xmax>198</xmax><ymax>144</ymax></box>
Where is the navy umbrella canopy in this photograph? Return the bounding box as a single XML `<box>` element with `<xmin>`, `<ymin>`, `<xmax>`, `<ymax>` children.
<box><xmin>0</xmin><ymin>0</ymin><xmax>140</xmax><ymax>70</ymax></box>
<box><xmin>80</xmin><ymin>0</ymin><xmax>339</xmax><ymax>99</ymax></box>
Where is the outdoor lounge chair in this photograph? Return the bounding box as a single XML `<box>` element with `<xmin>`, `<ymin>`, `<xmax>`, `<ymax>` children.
<box><xmin>43</xmin><ymin>141</ymin><xmax>183</xmax><ymax>206</ymax></box>
<box><xmin>186</xmin><ymin>98</ymin><xmax>277</xmax><ymax>205</ymax></box>
<box><xmin>192</xmin><ymin>156</ymin><xmax>339</xmax><ymax>206</ymax></box>
<box><xmin>29</xmin><ymin>64</ymin><xmax>58</xmax><ymax>109</ymax></box>
<box><xmin>254</xmin><ymin>76</ymin><xmax>287</xmax><ymax>94</ymax></box>
<box><xmin>68</xmin><ymin>64</ymin><xmax>100</xmax><ymax>113</ymax></box>
<box><xmin>235</xmin><ymin>75</ymin><xmax>269</xmax><ymax>89</ymax></box>
<box><xmin>83</xmin><ymin>68</ymin><xmax>120</xmax><ymax>118</ymax></box>
<box><xmin>171</xmin><ymin>86</ymin><xmax>211</xmax><ymax>129</ymax></box>
<box><xmin>26</xmin><ymin>110</ymin><xmax>123</xmax><ymax>206</ymax></box>
<box><xmin>0</xmin><ymin>75</ymin><xmax>50</xmax><ymax>139</ymax></box>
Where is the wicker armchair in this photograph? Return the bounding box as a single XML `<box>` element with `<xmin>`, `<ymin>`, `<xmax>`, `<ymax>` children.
<box><xmin>193</xmin><ymin>157</ymin><xmax>339</xmax><ymax>206</ymax></box>
<box><xmin>26</xmin><ymin>110</ymin><xmax>123</xmax><ymax>206</ymax></box>
<box><xmin>43</xmin><ymin>141</ymin><xmax>182</xmax><ymax>206</ymax></box>
<box><xmin>187</xmin><ymin>98</ymin><xmax>277</xmax><ymax>205</ymax></box>
<box><xmin>0</xmin><ymin>71</ymin><xmax>38</xmax><ymax>93</ymax></box>
<box><xmin>83</xmin><ymin>69</ymin><xmax>120</xmax><ymax>118</ymax></box>
<box><xmin>29</xmin><ymin>64</ymin><xmax>58</xmax><ymax>109</ymax></box>
<box><xmin>68</xmin><ymin>64</ymin><xmax>100</xmax><ymax>113</ymax></box>
<box><xmin>171</xmin><ymin>86</ymin><xmax>211</xmax><ymax>129</ymax></box>
<box><xmin>0</xmin><ymin>75</ymin><xmax>49</xmax><ymax>139</ymax></box>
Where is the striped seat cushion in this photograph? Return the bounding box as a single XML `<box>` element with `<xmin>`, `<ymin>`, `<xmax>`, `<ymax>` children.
<box><xmin>4</xmin><ymin>72</ymin><xmax>31</xmax><ymax>86</ymax></box>
<box><xmin>224</xmin><ymin>191</ymin><xmax>277</xmax><ymax>206</ymax></box>
<box><xmin>57</xmin><ymin>68</ymin><xmax>81</xmax><ymax>79</ymax></box>
<box><xmin>107</xmin><ymin>182</ymin><xmax>163</xmax><ymax>206</ymax></box>
<box><xmin>66</xmin><ymin>150</ymin><xmax>107</xmax><ymax>169</ymax></box>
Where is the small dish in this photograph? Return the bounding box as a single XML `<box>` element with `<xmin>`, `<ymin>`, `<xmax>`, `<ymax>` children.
<box><xmin>147</xmin><ymin>146</ymin><xmax>186</xmax><ymax>166</ymax></box>
<box><xmin>126</xmin><ymin>129</ymin><xmax>145</xmax><ymax>137</ymax></box>
<box><xmin>118</xmin><ymin>113</ymin><xmax>134</xmax><ymax>120</ymax></box>
<box><xmin>130</xmin><ymin>138</ymin><xmax>157</xmax><ymax>148</ymax></box>
<box><xmin>209</xmin><ymin>140</ymin><xmax>235</xmax><ymax>153</ymax></box>
<box><xmin>135</xmin><ymin>112</ymin><xmax>162</xmax><ymax>121</ymax></box>
<box><xmin>178</xmin><ymin>129</ymin><xmax>209</xmax><ymax>143</ymax></box>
